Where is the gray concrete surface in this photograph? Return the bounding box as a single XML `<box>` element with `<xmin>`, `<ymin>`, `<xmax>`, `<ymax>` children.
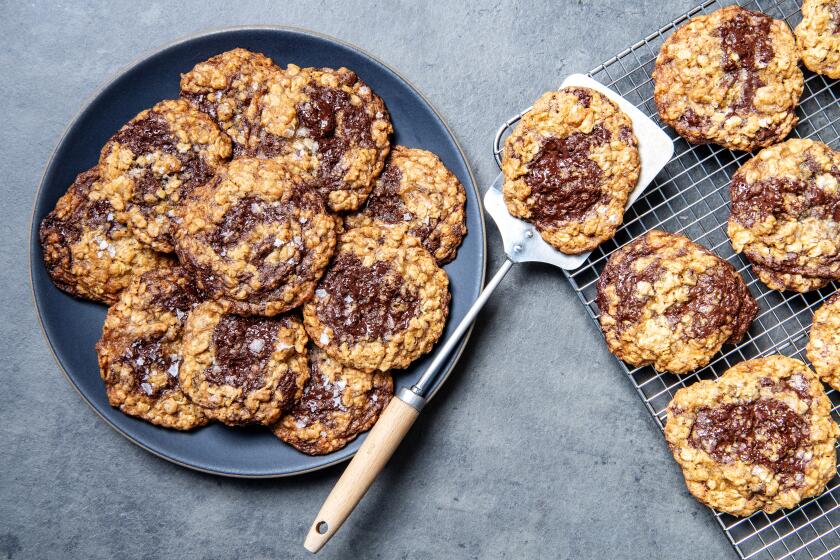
<box><xmin>0</xmin><ymin>1</ymin><xmax>739</xmax><ymax>558</ymax></box>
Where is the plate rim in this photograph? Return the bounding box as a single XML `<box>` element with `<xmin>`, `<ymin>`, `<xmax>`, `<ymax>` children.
<box><xmin>28</xmin><ymin>24</ymin><xmax>487</xmax><ymax>478</ymax></box>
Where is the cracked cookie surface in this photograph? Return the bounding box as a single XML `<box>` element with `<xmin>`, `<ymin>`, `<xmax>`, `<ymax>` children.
<box><xmin>175</xmin><ymin>158</ymin><xmax>337</xmax><ymax>317</ymax></box>
<box><xmin>98</xmin><ymin>99</ymin><xmax>232</xmax><ymax>252</ymax></box>
<box><xmin>180</xmin><ymin>300</ymin><xmax>309</xmax><ymax>426</ymax></box>
<box><xmin>39</xmin><ymin>167</ymin><xmax>170</xmax><ymax>304</ymax></box>
<box><xmin>665</xmin><ymin>355</ymin><xmax>838</xmax><ymax>516</ymax></box>
<box><xmin>346</xmin><ymin>146</ymin><xmax>467</xmax><ymax>264</ymax></box>
<box><xmin>303</xmin><ymin>224</ymin><xmax>450</xmax><ymax>372</ymax></box>
<box><xmin>248</xmin><ymin>64</ymin><xmax>392</xmax><ymax>211</ymax></box>
<box><xmin>796</xmin><ymin>0</ymin><xmax>840</xmax><ymax>79</ymax></box>
<box><xmin>272</xmin><ymin>346</ymin><xmax>392</xmax><ymax>455</ymax></box>
<box><xmin>96</xmin><ymin>265</ymin><xmax>208</xmax><ymax>430</ymax></box>
<box><xmin>597</xmin><ymin>230</ymin><xmax>757</xmax><ymax>374</ymax></box>
<box><xmin>728</xmin><ymin>139</ymin><xmax>840</xmax><ymax>292</ymax></box>
<box><xmin>502</xmin><ymin>87</ymin><xmax>639</xmax><ymax>254</ymax></box>
<box><xmin>653</xmin><ymin>5</ymin><xmax>803</xmax><ymax>151</ymax></box>
<box><xmin>807</xmin><ymin>293</ymin><xmax>840</xmax><ymax>391</ymax></box>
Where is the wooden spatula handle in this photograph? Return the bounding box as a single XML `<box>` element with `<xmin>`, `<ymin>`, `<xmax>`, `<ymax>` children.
<box><xmin>303</xmin><ymin>394</ymin><xmax>421</xmax><ymax>553</ymax></box>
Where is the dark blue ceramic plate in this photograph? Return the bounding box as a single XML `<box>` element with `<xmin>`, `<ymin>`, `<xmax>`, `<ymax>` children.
<box><xmin>30</xmin><ymin>27</ymin><xmax>486</xmax><ymax>477</ymax></box>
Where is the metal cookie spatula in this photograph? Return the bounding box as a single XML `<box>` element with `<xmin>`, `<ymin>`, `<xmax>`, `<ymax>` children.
<box><xmin>303</xmin><ymin>74</ymin><xmax>674</xmax><ymax>553</ymax></box>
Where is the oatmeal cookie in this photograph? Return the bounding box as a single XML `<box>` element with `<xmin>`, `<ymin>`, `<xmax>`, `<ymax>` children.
<box><xmin>96</xmin><ymin>266</ymin><xmax>208</xmax><ymax>430</ymax></box>
<box><xmin>728</xmin><ymin>139</ymin><xmax>840</xmax><ymax>292</ymax></box>
<box><xmin>248</xmin><ymin>64</ymin><xmax>392</xmax><ymax>211</ymax></box>
<box><xmin>175</xmin><ymin>158</ymin><xmax>337</xmax><ymax>316</ymax></box>
<box><xmin>39</xmin><ymin>167</ymin><xmax>170</xmax><ymax>304</ymax></box>
<box><xmin>665</xmin><ymin>355</ymin><xmax>839</xmax><ymax>516</ymax></box>
<box><xmin>180</xmin><ymin>48</ymin><xmax>280</xmax><ymax>155</ymax></box>
<box><xmin>97</xmin><ymin>99</ymin><xmax>232</xmax><ymax>253</ymax></box>
<box><xmin>807</xmin><ymin>293</ymin><xmax>840</xmax><ymax>391</ymax></box>
<box><xmin>796</xmin><ymin>0</ymin><xmax>840</xmax><ymax>79</ymax></box>
<box><xmin>179</xmin><ymin>300</ymin><xmax>309</xmax><ymax>426</ymax></box>
<box><xmin>653</xmin><ymin>5</ymin><xmax>803</xmax><ymax>151</ymax></box>
<box><xmin>303</xmin><ymin>224</ymin><xmax>450</xmax><ymax>372</ymax></box>
<box><xmin>502</xmin><ymin>87</ymin><xmax>640</xmax><ymax>254</ymax></box>
<box><xmin>597</xmin><ymin>230</ymin><xmax>757</xmax><ymax>374</ymax></box>
<box><xmin>272</xmin><ymin>346</ymin><xmax>393</xmax><ymax>455</ymax></box>
<box><xmin>345</xmin><ymin>146</ymin><xmax>467</xmax><ymax>264</ymax></box>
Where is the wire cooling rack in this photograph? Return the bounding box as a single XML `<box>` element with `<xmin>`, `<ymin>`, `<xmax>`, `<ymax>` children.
<box><xmin>493</xmin><ymin>0</ymin><xmax>840</xmax><ymax>558</ymax></box>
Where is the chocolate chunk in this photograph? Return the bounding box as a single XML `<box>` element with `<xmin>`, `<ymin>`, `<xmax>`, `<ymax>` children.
<box><xmin>120</xmin><ymin>336</ymin><xmax>178</xmax><ymax>397</ymax></box>
<box><xmin>205</xmin><ymin>314</ymin><xmax>279</xmax><ymax>392</ymax></box>
<box><xmin>718</xmin><ymin>9</ymin><xmax>774</xmax><ymax>113</ymax></box>
<box><xmin>676</xmin><ymin>109</ymin><xmax>711</xmax><ymax>142</ymax></box>
<box><xmin>618</xmin><ymin>126</ymin><xmax>634</xmax><ymax>144</ymax></box>
<box><xmin>155</xmin><ymin>278</ymin><xmax>202</xmax><ymax>316</ymax></box>
<box><xmin>40</xmin><ymin>168</ymin><xmax>102</xmax><ymax>248</ymax></box>
<box><xmin>316</xmin><ymin>252</ymin><xmax>420</xmax><ymax>343</ymax></box>
<box><xmin>358</xmin><ymin>164</ymin><xmax>405</xmax><ymax>224</ymax></box>
<box><xmin>731</xmin><ymin>172</ymin><xmax>840</xmax><ymax>229</ymax></box>
<box><xmin>112</xmin><ymin>111</ymin><xmax>215</xmax><ymax>201</ymax></box>
<box><xmin>209</xmin><ymin>196</ymin><xmax>286</xmax><ymax>252</ymax></box>
<box><xmin>689</xmin><ymin>399</ymin><xmax>810</xmax><ymax>480</ymax></box>
<box><xmin>523</xmin><ymin>124</ymin><xmax>612</xmax><ymax>227</ymax></box>
<box><xmin>566</xmin><ymin>87</ymin><xmax>592</xmax><ymax>107</ymax></box>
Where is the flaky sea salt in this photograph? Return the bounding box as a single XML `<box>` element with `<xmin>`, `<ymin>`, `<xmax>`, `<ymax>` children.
<box><xmin>320</xmin><ymin>332</ymin><xmax>330</xmax><ymax>345</ymax></box>
<box><xmin>140</xmin><ymin>382</ymin><xmax>153</xmax><ymax>395</ymax></box>
<box><xmin>315</xmin><ymin>289</ymin><xmax>327</xmax><ymax>298</ymax></box>
<box><xmin>248</xmin><ymin>338</ymin><xmax>265</xmax><ymax>353</ymax></box>
<box><xmin>167</xmin><ymin>362</ymin><xmax>179</xmax><ymax>377</ymax></box>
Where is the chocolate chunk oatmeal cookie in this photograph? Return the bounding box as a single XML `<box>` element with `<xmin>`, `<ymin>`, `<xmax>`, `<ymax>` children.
<box><xmin>248</xmin><ymin>64</ymin><xmax>392</xmax><ymax>211</ymax></box>
<box><xmin>345</xmin><ymin>146</ymin><xmax>467</xmax><ymax>264</ymax></box>
<box><xmin>303</xmin><ymin>224</ymin><xmax>450</xmax><ymax>372</ymax></box>
<box><xmin>728</xmin><ymin>139</ymin><xmax>840</xmax><ymax>292</ymax></box>
<box><xmin>665</xmin><ymin>355</ymin><xmax>838</xmax><ymax>516</ymax></box>
<box><xmin>175</xmin><ymin>158</ymin><xmax>337</xmax><ymax>317</ymax></box>
<box><xmin>807</xmin><ymin>293</ymin><xmax>840</xmax><ymax>391</ymax></box>
<box><xmin>39</xmin><ymin>167</ymin><xmax>170</xmax><ymax>304</ymax></box>
<box><xmin>796</xmin><ymin>0</ymin><xmax>840</xmax><ymax>79</ymax></box>
<box><xmin>180</xmin><ymin>48</ymin><xmax>280</xmax><ymax>155</ymax></box>
<box><xmin>98</xmin><ymin>99</ymin><xmax>232</xmax><ymax>252</ymax></box>
<box><xmin>180</xmin><ymin>300</ymin><xmax>309</xmax><ymax>426</ymax></box>
<box><xmin>597</xmin><ymin>230</ymin><xmax>757</xmax><ymax>374</ymax></box>
<box><xmin>273</xmin><ymin>346</ymin><xmax>393</xmax><ymax>455</ymax></box>
<box><xmin>502</xmin><ymin>87</ymin><xmax>640</xmax><ymax>254</ymax></box>
<box><xmin>653</xmin><ymin>5</ymin><xmax>803</xmax><ymax>151</ymax></box>
<box><xmin>96</xmin><ymin>266</ymin><xmax>208</xmax><ymax>430</ymax></box>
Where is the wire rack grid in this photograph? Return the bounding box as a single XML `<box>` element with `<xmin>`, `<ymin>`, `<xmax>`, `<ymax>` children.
<box><xmin>493</xmin><ymin>0</ymin><xmax>840</xmax><ymax>558</ymax></box>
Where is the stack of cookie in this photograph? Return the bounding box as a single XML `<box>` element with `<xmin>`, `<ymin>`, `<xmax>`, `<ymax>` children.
<box><xmin>39</xmin><ymin>48</ymin><xmax>467</xmax><ymax>455</ymax></box>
